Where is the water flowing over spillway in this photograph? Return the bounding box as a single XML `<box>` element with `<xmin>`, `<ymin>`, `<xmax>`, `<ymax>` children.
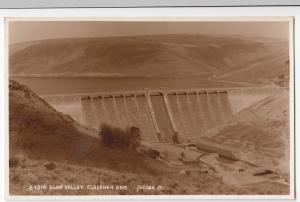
<box><xmin>43</xmin><ymin>87</ymin><xmax>284</xmax><ymax>143</ymax></box>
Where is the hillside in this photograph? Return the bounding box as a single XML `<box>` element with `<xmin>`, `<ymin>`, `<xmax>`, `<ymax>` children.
<box><xmin>9</xmin><ymin>80</ymin><xmax>176</xmax><ymax>175</ymax></box>
<box><xmin>212</xmin><ymin>90</ymin><xmax>290</xmax><ymax>175</ymax></box>
<box><xmin>9</xmin><ymin>34</ymin><xmax>289</xmax><ymax>85</ymax></box>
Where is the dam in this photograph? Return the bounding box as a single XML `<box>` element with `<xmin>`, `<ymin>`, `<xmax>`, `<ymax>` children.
<box><xmin>42</xmin><ymin>87</ymin><xmax>285</xmax><ymax>143</ymax></box>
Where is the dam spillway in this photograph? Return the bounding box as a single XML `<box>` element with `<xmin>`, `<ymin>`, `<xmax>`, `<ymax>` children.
<box><xmin>42</xmin><ymin>87</ymin><xmax>285</xmax><ymax>143</ymax></box>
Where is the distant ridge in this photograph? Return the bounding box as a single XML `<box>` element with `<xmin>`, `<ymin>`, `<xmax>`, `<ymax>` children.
<box><xmin>10</xmin><ymin>34</ymin><xmax>289</xmax><ymax>84</ymax></box>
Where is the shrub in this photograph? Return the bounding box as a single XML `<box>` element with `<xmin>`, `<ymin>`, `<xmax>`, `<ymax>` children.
<box><xmin>44</xmin><ymin>162</ymin><xmax>57</xmax><ymax>170</ymax></box>
<box><xmin>100</xmin><ymin>123</ymin><xmax>114</xmax><ymax>147</ymax></box>
<box><xmin>98</xmin><ymin>123</ymin><xmax>141</xmax><ymax>150</ymax></box>
<box><xmin>146</xmin><ymin>148</ymin><xmax>160</xmax><ymax>159</ymax></box>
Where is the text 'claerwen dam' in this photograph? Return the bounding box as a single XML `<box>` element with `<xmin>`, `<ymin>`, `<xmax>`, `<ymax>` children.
<box><xmin>42</xmin><ymin>87</ymin><xmax>285</xmax><ymax>143</ymax></box>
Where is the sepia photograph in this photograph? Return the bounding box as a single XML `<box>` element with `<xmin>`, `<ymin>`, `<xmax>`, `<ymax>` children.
<box><xmin>7</xmin><ymin>18</ymin><xmax>294</xmax><ymax>198</ymax></box>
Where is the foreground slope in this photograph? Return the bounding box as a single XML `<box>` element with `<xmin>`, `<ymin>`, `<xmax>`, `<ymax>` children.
<box><xmin>9</xmin><ymin>80</ymin><xmax>174</xmax><ymax>176</ymax></box>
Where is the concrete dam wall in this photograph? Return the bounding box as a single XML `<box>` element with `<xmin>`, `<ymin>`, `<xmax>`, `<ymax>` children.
<box><xmin>42</xmin><ymin>87</ymin><xmax>284</xmax><ymax>143</ymax></box>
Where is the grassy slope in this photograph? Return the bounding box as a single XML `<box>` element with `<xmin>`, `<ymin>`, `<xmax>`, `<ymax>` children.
<box><xmin>213</xmin><ymin>91</ymin><xmax>290</xmax><ymax>175</ymax></box>
<box><xmin>9</xmin><ymin>35</ymin><xmax>288</xmax><ymax>82</ymax></box>
<box><xmin>9</xmin><ymin>80</ymin><xmax>175</xmax><ymax>175</ymax></box>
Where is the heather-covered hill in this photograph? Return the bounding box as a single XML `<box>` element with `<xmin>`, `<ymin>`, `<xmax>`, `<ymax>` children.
<box><xmin>9</xmin><ymin>80</ymin><xmax>172</xmax><ymax>174</ymax></box>
<box><xmin>9</xmin><ymin>35</ymin><xmax>289</xmax><ymax>84</ymax></box>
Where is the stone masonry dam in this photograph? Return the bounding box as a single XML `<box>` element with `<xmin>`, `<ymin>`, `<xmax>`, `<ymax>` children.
<box><xmin>42</xmin><ymin>87</ymin><xmax>285</xmax><ymax>143</ymax></box>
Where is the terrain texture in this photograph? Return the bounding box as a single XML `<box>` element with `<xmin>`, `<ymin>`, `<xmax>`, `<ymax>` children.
<box><xmin>10</xmin><ymin>35</ymin><xmax>289</xmax><ymax>87</ymax></box>
<box><xmin>9</xmin><ymin>80</ymin><xmax>290</xmax><ymax>195</ymax></box>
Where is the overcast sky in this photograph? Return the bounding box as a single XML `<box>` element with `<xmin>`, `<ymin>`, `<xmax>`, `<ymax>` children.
<box><xmin>9</xmin><ymin>21</ymin><xmax>289</xmax><ymax>44</ymax></box>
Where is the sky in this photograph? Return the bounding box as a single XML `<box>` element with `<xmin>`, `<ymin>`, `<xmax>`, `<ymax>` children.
<box><xmin>9</xmin><ymin>21</ymin><xmax>290</xmax><ymax>44</ymax></box>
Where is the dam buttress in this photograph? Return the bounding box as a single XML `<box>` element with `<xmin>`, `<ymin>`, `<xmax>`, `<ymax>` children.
<box><xmin>42</xmin><ymin>87</ymin><xmax>284</xmax><ymax>143</ymax></box>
